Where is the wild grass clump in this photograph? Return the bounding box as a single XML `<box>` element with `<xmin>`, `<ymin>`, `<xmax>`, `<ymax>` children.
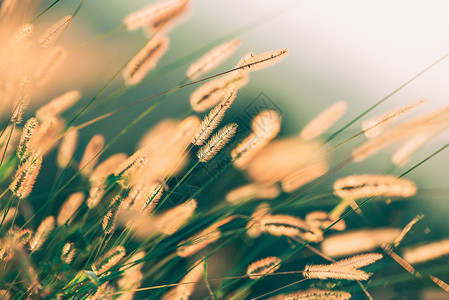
<box><xmin>1</xmin><ymin>0</ymin><xmax>449</xmax><ymax>299</ymax></box>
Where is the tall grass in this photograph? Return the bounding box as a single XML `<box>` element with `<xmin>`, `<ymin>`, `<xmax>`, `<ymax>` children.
<box><xmin>0</xmin><ymin>1</ymin><xmax>449</xmax><ymax>299</ymax></box>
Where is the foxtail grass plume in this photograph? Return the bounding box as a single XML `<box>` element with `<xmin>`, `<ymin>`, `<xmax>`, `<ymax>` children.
<box><xmin>331</xmin><ymin>253</ymin><xmax>383</xmax><ymax>269</ymax></box>
<box><xmin>284</xmin><ymin>289</ymin><xmax>352</xmax><ymax>300</ymax></box>
<box><xmin>321</xmin><ymin>228</ymin><xmax>400</xmax><ymax>257</ymax></box>
<box><xmin>56</xmin><ymin>127</ymin><xmax>78</xmax><ymax>168</ymax></box>
<box><xmin>281</xmin><ymin>161</ymin><xmax>329</xmax><ymax>193</ymax></box>
<box><xmin>17</xmin><ymin>117</ymin><xmax>39</xmax><ymax>161</ymax></box>
<box><xmin>87</xmin><ymin>185</ymin><xmax>105</xmax><ymax>209</ymax></box>
<box><xmin>10</xmin><ymin>157</ymin><xmax>42</xmax><ymax>199</ymax></box>
<box><xmin>352</xmin><ymin>106</ymin><xmax>449</xmax><ymax>162</ymax></box>
<box><xmin>92</xmin><ymin>246</ymin><xmax>126</xmax><ymax>275</ymax></box>
<box><xmin>403</xmin><ymin>239</ymin><xmax>449</xmax><ymax>264</ymax></box>
<box><xmin>124</xmin><ymin>0</ymin><xmax>189</xmax><ymax>32</ymax></box>
<box><xmin>117</xmin><ymin>252</ymin><xmax>145</xmax><ymax>300</ymax></box>
<box><xmin>79</xmin><ymin>134</ymin><xmax>105</xmax><ymax>176</ymax></box>
<box><xmin>333</xmin><ymin>174</ymin><xmax>417</xmax><ymax>200</ymax></box>
<box><xmin>60</xmin><ymin>243</ymin><xmax>76</xmax><ymax>264</ymax></box>
<box><xmin>39</xmin><ymin>15</ymin><xmax>72</xmax><ymax>47</ymax></box>
<box><xmin>190</xmin><ymin>71</ymin><xmax>248</xmax><ymax>112</ymax></box>
<box><xmin>11</xmin><ymin>76</ymin><xmax>31</xmax><ymax>124</ymax></box>
<box><xmin>300</xmin><ymin>101</ymin><xmax>347</xmax><ymax>140</ymax></box>
<box><xmin>260</xmin><ymin>214</ymin><xmax>323</xmax><ymax>243</ymax></box>
<box><xmin>247</xmin><ymin>256</ymin><xmax>281</xmax><ymax>279</ymax></box>
<box><xmin>362</xmin><ymin>99</ymin><xmax>426</xmax><ymax>138</ymax></box>
<box><xmin>177</xmin><ymin>216</ymin><xmax>234</xmax><ymax>257</ymax></box>
<box><xmin>14</xmin><ymin>23</ymin><xmax>33</xmax><ymax>42</ymax></box>
<box><xmin>91</xmin><ymin>153</ymin><xmax>128</xmax><ymax>184</ymax></box>
<box><xmin>246</xmin><ymin>202</ymin><xmax>271</xmax><ymax>238</ymax></box>
<box><xmin>232</xmin><ymin>109</ymin><xmax>281</xmax><ymax>169</ymax></box>
<box><xmin>187</xmin><ymin>39</ymin><xmax>241</xmax><ymax>80</ymax></box>
<box><xmin>303</xmin><ymin>261</ymin><xmax>373</xmax><ymax>281</ymax></box>
<box><xmin>246</xmin><ymin>137</ymin><xmax>324</xmax><ymax>184</ymax></box>
<box><xmin>162</xmin><ymin>261</ymin><xmax>203</xmax><ymax>300</ymax></box>
<box><xmin>29</xmin><ymin>216</ymin><xmax>55</xmax><ymax>252</ymax></box>
<box><xmin>102</xmin><ymin>195</ymin><xmax>124</xmax><ymax>235</ymax></box>
<box><xmin>197</xmin><ymin>123</ymin><xmax>237</xmax><ymax>162</ymax></box>
<box><xmin>193</xmin><ymin>88</ymin><xmax>237</xmax><ymax>145</ymax></box>
<box><xmin>250</xmin><ymin>109</ymin><xmax>282</xmax><ymax>136</ymax></box>
<box><xmin>28</xmin><ymin>116</ymin><xmax>65</xmax><ymax>157</ymax></box>
<box><xmin>35</xmin><ymin>90</ymin><xmax>81</xmax><ymax>121</ymax></box>
<box><xmin>124</xmin><ymin>183</ymin><xmax>163</xmax><ymax>213</ymax></box>
<box><xmin>156</xmin><ymin>199</ymin><xmax>197</xmax><ymax>235</ymax></box>
<box><xmin>137</xmin><ymin>118</ymin><xmax>178</xmax><ymax>150</ymax></box>
<box><xmin>89</xmin><ymin>283</ymin><xmax>116</xmax><ymax>299</ymax></box>
<box><xmin>225</xmin><ymin>183</ymin><xmax>280</xmax><ymax>203</ymax></box>
<box><xmin>114</xmin><ymin>148</ymin><xmax>147</xmax><ymax>186</ymax></box>
<box><xmin>123</xmin><ymin>34</ymin><xmax>169</xmax><ymax>86</ymax></box>
<box><xmin>57</xmin><ymin>192</ymin><xmax>85</xmax><ymax>226</ymax></box>
<box><xmin>392</xmin><ymin>130</ymin><xmax>434</xmax><ymax>166</ymax></box>
<box><xmin>236</xmin><ymin>48</ymin><xmax>288</xmax><ymax>73</ymax></box>
<box><xmin>305</xmin><ymin>211</ymin><xmax>346</xmax><ymax>231</ymax></box>
<box><xmin>136</xmin><ymin>116</ymin><xmax>199</xmax><ymax>184</ymax></box>
<box><xmin>15</xmin><ymin>229</ymin><xmax>33</xmax><ymax>245</ymax></box>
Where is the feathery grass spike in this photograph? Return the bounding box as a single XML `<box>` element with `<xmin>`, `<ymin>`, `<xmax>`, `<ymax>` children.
<box><xmin>39</xmin><ymin>15</ymin><xmax>72</xmax><ymax>47</ymax></box>
<box><xmin>124</xmin><ymin>0</ymin><xmax>189</xmax><ymax>31</ymax></box>
<box><xmin>156</xmin><ymin>199</ymin><xmax>197</xmax><ymax>235</ymax></box>
<box><xmin>17</xmin><ymin>117</ymin><xmax>39</xmax><ymax>161</ymax></box>
<box><xmin>403</xmin><ymin>239</ymin><xmax>449</xmax><ymax>264</ymax></box>
<box><xmin>10</xmin><ymin>157</ymin><xmax>42</xmax><ymax>199</ymax></box>
<box><xmin>57</xmin><ymin>127</ymin><xmax>78</xmax><ymax>168</ymax></box>
<box><xmin>123</xmin><ymin>34</ymin><xmax>169</xmax><ymax>86</ymax></box>
<box><xmin>36</xmin><ymin>90</ymin><xmax>82</xmax><ymax>121</ymax></box>
<box><xmin>303</xmin><ymin>264</ymin><xmax>371</xmax><ymax>281</ymax></box>
<box><xmin>247</xmin><ymin>256</ymin><xmax>281</xmax><ymax>279</ymax></box>
<box><xmin>260</xmin><ymin>214</ymin><xmax>323</xmax><ymax>242</ymax></box>
<box><xmin>102</xmin><ymin>195</ymin><xmax>124</xmax><ymax>235</ymax></box>
<box><xmin>332</xmin><ymin>253</ymin><xmax>383</xmax><ymax>269</ymax></box>
<box><xmin>60</xmin><ymin>243</ymin><xmax>76</xmax><ymax>264</ymax></box>
<box><xmin>14</xmin><ymin>23</ymin><xmax>33</xmax><ymax>41</ymax></box>
<box><xmin>284</xmin><ymin>289</ymin><xmax>352</xmax><ymax>300</ymax></box>
<box><xmin>197</xmin><ymin>123</ymin><xmax>237</xmax><ymax>162</ymax></box>
<box><xmin>333</xmin><ymin>174</ymin><xmax>417</xmax><ymax>200</ymax></box>
<box><xmin>162</xmin><ymin>261</ymin><xmax>203</xmax><ymax>300</ymax></box>
<box><xmin>190</xmin><ymin>72</ymin><xmax>248</xmax><ymax>112</ymax></box>
<box><xmin>177</xmin><ymin>216</ymin><xmax>234</xmax><ymax>257</ymax></box>
<box><xmin>232</xmin><ymin>110</ymin><xmax>281</xmax><ymax>169</ymax></box>
<box><xmin>363</xmin><ymin>99</ymin><xmax>426</xmax><ymax>138</ymax></box>
<box><xmin>11</xmin><ymin>76</ymin><xmax>31</xmax><ymax>124</ymax></box>
<box><xmin>79</xmin><ymin>134</ymin><xmax>105</xmax><ymax>176</ymax></box>
<box><xmin>57</xmin><ymin>192</ymin><xmax>85</xmax><ymax>226</ymax></box>
<box><xmin>300</xmin><ymin>101</ymin><xmax>347</xmax><ymax>140</ymax></box>
<box><xmin>29</xmin><ymin>216</ymin><xmax>55</xmax><ymax>252</ymax></box>
<box><xmin>187</xmin><ymin>39</ymin><xmax>242</xmax><ymax>80</ymax></box>
<box><xmin>236</xmin><ymin>48</ymin><xmax>288</xmax><ymax>73</ymax></box>
<box><xmin>92</xmin><ymin>246</ymin><xmax>126</xmax><ymax>275</ymax></box>
<box><xmin>193</xmin><ymin>88</ymin><xmax>237</xmax><ymax>145</ymax></box>
<box><xmin>321</xmin><ymin>228</ymin><xmax>400</xmax><ymax>257</ymax></box>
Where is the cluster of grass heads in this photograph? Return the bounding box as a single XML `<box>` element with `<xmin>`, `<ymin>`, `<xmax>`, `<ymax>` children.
<box><xmin>1</xmin><ymin>0</ymin><xmax>449</xmax><ymax>299</ymax></box>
